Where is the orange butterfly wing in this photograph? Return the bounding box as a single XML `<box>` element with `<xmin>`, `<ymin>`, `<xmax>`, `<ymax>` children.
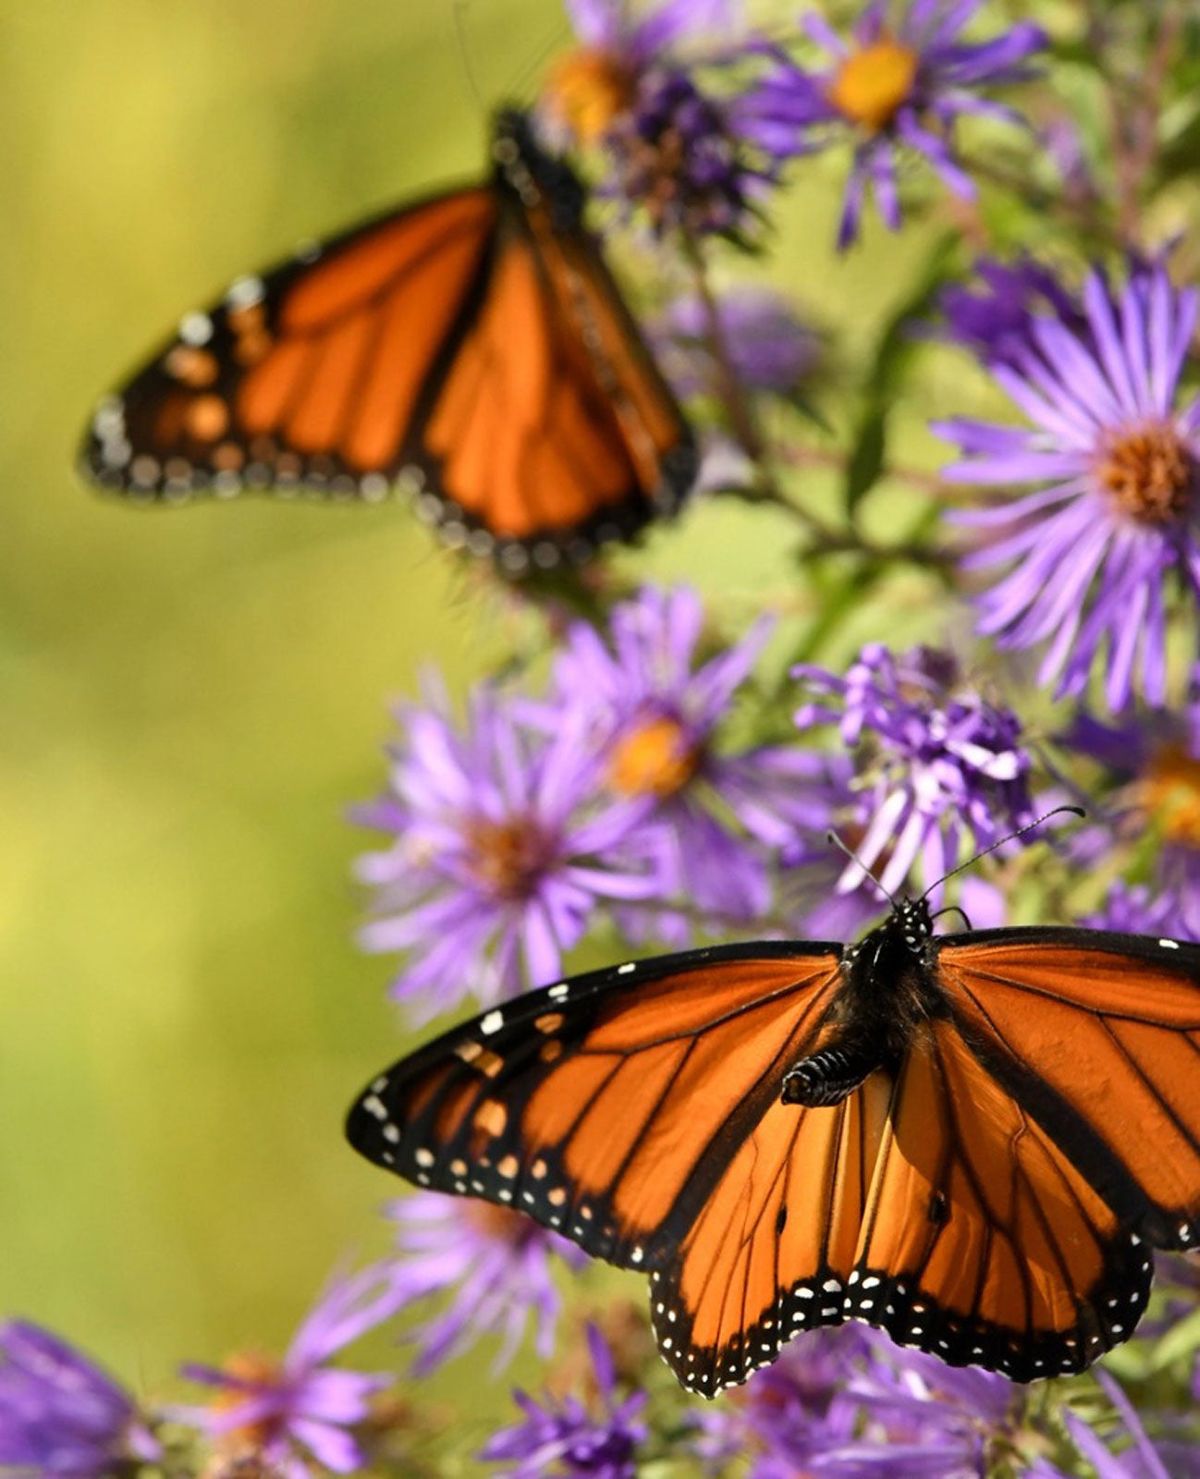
<box><xmin>937</xmin><ymin>929</ymin><xmax>1200</xmax><ymax>1252</ymax></box>
<box><xmin>82</xmin><ymin>112</ymin><xmax>695</xmax><ymax>572</ymax></box>
<box><xmin>346</xmin><ymin>942</ymin><xmax>842</xmax><ymax>1276</ymax></box>
<box><xmin>841</xmin><ymin>1019</ymin><xmax>1148</xmax><ymax>1382</ymax></box>
<box><xmin>650</xmin><ymin>1014</ymin><xmax>1145</xmax><ymax>1391</ymax></box>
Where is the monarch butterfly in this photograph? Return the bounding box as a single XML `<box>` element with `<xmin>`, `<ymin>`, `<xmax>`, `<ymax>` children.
<box><xmin>80</xmin><ymin>109</ymin><xmax>695</xmax><ymax>576</ymax></box>
<box><xmin>346</xmin><ymin>894</ymin><xmax>1200</xmax><ymax>1395</ymax></box>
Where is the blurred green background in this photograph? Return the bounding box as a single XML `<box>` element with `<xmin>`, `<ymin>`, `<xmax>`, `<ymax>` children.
<box><xmin>0</xmin><ymin>0</ymin><xmax>971</xmax><ymax>1420</ymax></box>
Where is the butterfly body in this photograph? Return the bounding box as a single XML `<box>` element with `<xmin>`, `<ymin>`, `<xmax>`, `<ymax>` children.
<box><xmin>82</xmin><ymin>110</ymin><xmax>695</xmax><ymax>574</ymax></box>
<box><xmin>347</xmin><ymin>912</ymin><xmax>1200</xmax><ymax>1394</ymax></box>
<box><xmin>783</xmin><ymin>898</ymin><xmax>941</xmax><ymax>1107</ymax></box>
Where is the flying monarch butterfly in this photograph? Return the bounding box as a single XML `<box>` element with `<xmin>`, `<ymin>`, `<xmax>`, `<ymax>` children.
<box><xmin>80</xmin><ymin>109</ymin><xmax>696</xmax><ymax>577</ymax></box>
<box><xmin>346</xmin><ymin>889</ymin><xmax>1200</xmax><ymax>1395</ymax></box>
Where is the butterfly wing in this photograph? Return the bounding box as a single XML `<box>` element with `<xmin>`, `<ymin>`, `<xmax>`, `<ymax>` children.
<box><xmin>82</xmin><ymin>187</ymin><xmax>498</xmax><ymax>504</ymax></box>
<box><xmin>346</xmin><ymin>941</ymin><xmax>842</xmax><ymax>1280</ymax></box>
<box><xmin>935</xmin><ymin>927</ymin><xmax>1200</xmax><ymax>1253</ymax></box>
<box><xmin>82</xmin><ymin>114</ymin><xmax>695</xmax><ymax>571</ymax></box>
<box><xmin>649</xmin><ymin>1064</ymin><xmax>893</xmax><ymax>1393</ymax></box>
<box><xmin>413</xmin><ymin>188</ymin><xmax>695</xmax><ymax>572</ymax></box>
<box><xmin>838</xmin><ymin>1017</ymin><xmax>1150</xmax><ymax>1382</ymax></box>
<box><xmin>650</xmin><ymin>1010</ymin><xmax>1149</xmax><ymax>1391</ymax></box>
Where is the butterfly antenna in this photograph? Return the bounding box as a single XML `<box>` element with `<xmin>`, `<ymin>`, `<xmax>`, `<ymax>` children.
<box><xmin>920</xmin><ymin>804</ymin><xmax>1086</xmax><ymax>901</ymax></box>
<box><xmin>451</xmin><ymin>0</ymin><xmax>486</xmax><ymax>114</ymax></box>
<box><xmin>826</xmin><ymin>830</ymin><xmax>901</xmax><ymax>908</ymax></box>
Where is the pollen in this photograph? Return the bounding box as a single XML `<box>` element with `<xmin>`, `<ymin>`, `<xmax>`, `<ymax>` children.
<box><xmin>1138</xmin><ymin>743</ymin><xmax>1200</xmax><ymax>846</ymax></box>
<box><xmin>1096</xmin><ymin>421</ymin><xmax>1197</xmax><ymax>524</ymax></box>
<box><xmin>608</xmin><ymin>716</ymin><xmax>701</xmax><ymax>798</ymax></box>
<box><xmin>828</xmin><ymin>38</ymin><xmax>919</xmax><ymax>132</ymax></box>
<box><xmin>543</xmin><ymin>48</ymin><xmax>636</xmax><ymax>144</ymax></box>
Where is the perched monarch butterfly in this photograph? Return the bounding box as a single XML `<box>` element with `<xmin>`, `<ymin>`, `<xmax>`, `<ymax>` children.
<box><xmin>346</xmin><ymin>892</ymin><xmax>1200</xmax><ymax>1395</ymax></box>
<box><xmin>80</xmin><ymin>109</ymin><xmax>695</xmax><ymax>576</ymax></box>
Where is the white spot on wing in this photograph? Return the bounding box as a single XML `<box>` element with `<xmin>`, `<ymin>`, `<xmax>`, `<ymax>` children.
<box><xmin>480</xmin><ymin>1010</ymin><xmax>504</xmax><ymax>1036</ymax></box>
<box><xmin>226</xmin><ymin>275</ymin><xmax>265</xmax><ymax>309</ymax></box>
<box><xmin>179</xmin><ymin>311</ymin><xmax>213</xmax><ymax>345</ymax></box>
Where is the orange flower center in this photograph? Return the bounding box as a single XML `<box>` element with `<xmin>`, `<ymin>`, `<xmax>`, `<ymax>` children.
<box><xmin>467</xmin><ymin>818</ymin><xmax>550</xmax><ymax>900</ymax></box>
<box><xmin>828</xmin><ymin>38</ymin><xmax>919</xmax><ymax>132</ymax></box>
<box><xmin>214</xmin><ymin>1352</ymin><xmax>284</xmax><ymax>1448</ymax></box>
<box><xmin>543</xmin><ymin>48</ymin><xmax>636</xmax><ymax>143</ymax></box>
<box><xmin>1095</xmin><ymin>422</ymin><xmax>1197</xmax><ymax>525</ymax></box>
<box><xmin>608</xmin><ymin>716</ymin><xmax>701</xmax><ymax>798</ymax></box>
<box><xmin>1138</xmin><ymin>743</ymin><xmax>1200</xmax><ymax>846</ymax></box>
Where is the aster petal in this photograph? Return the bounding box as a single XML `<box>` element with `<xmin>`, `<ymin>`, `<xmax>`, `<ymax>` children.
<box><xmin>837</xmin><ymin>165</ymin><xmax>867</xmax><ymax>251</ymax></box>
<box><xmin>1030</xmin><ymin>317</ymin><xmax>1124</xmax><ymax>426</ymax></box>
<box><xmin>1082</xmin><ymin>271</ymin><xmax>1145</xmax><ymax>420</ymax></box>
<box><xmin>894</xmin><ymin>114</ymin><xmax>976</xmax><ymax>198</ymax></box>
<box><xmin>290</xmin><ymin>1417</ymin><xmax>368</xmax><ymax>1473</ymax></box>
<box><xmin>801</xmin><ymin>10</ymin><xmax>847</xmax><ymax>57</ymax></box>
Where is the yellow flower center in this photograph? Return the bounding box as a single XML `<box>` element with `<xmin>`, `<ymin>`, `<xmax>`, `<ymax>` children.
<box><xmin>1095</xmin><ymin>422</ymin><xmax>1197</xmax><ymax>525</ymax></box>
<box><xmin>467</xmin><ymin>818</ymin><xmax>549</xmax><ymax>900</ymax></box>
<box><xmin>543</xmin><ymin>48</ymin><xmax>636</xmax><ymax>144</ymax></box>
<box><xmin>1138</xmin><ymin>743</ymin><xmax>1200</xmax><ymax>846</ymax></box>
<box><xmin>608</xmin><ymin>716</ymin><xmax>701</xmax><ymax>798</ymax></box>
<box><xmin>828</xmin><ymin>38</ymin><xmax>919</xmax><ymax>132</ymax></box>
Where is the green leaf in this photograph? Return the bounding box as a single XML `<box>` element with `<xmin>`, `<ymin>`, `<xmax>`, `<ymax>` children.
<box><xmin>842</xmin><ymin>231</ymin><xmax>960</xmax><ymax>513</ymax></box>
<box><xmin>843</xmin><ymin>408</ymin><xmax>888</xmax><ymax>513</ymax></box>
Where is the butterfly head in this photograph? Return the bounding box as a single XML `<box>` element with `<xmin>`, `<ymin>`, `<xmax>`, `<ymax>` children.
<box><xmin>875</xmin><ymin>896</ymin><xmax>933</xmax><ymax>958</ymax></box>
<box><xmin>491</xmin><ymin>107</ymin><xmax>585</xmax><ymax>227</ymax></box>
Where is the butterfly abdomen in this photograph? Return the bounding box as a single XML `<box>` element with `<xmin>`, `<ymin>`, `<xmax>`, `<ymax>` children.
<box><xmin>781</xmin><ymin>1041</ymin><xmax>885</xmax><ymax>1106</ymax></box>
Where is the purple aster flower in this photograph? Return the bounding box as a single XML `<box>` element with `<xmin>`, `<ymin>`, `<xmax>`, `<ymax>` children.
<box><xmin>650</xmin><ymin>284</ymin><xmax>823</xmax><ymax>401</ymax></box>
<box><xmin>480</xmin><ymin>1325</ymin><xmax>646</xmax><ymax>1478</ymax></box>
<box><xmin>742</xmin><ymin>1</ymin><xmax>1046</xmax><ymax>248</ymax></box>
<box><xmin>354</xmin><ymin>677</ymin><xmax>657</xmax><ymax>1020</ymax></box>
<box><xmin>935</xmin><ymin>262</ymin><xmax>1200</xmax><ymax>711</ymax></box>
<box><xmin>934</xmin><ymin>257</ymin><xmax>1086</xmax><ymax>371</ymax></box>
<box><xmin>543</xmin><ymin>586</ymin><xmax>820</xmax><ymax>943</ymax></box>
<box><xmin>0</xmin><ymin>1321</ymin><xmax>160</xmax><ymax>1477</ymax></box>
<box><xmin>1062</xmin><ymin>704</ymin><xmax>1200</xmax><ymax>939</ymax></box>
<box><xmin>605</xmin><ymin>65</ymin><xmax>776</xmax><ymax>240</ymax></box>
<box><xmin>385</xmin><ymin>1191</ymin><xmax>587</xmax><ymax>1376</ymax></box>
<box><xmin>789</xmin><ymin>644</ymin><xmax>1036</xmax><ymax>925</ymax></box>
<box><xmin>175</xmin><ymin>1263</ymin><xmax>404</xmax><ymax>1477</ymax></box>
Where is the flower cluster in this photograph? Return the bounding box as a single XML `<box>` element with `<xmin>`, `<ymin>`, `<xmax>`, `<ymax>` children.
<box><xmin>356</xmin><ymin>587</ymin><xmax>826</xmax><ymax>1013</ymax></box>
<box><xmin>545</xmin><ymin>0</ymin><xmax>774</xmax><ymax>239</ymax></box>
<box><xmin>789</xmin><ymin>643</ymin><xmax>1036</xmax><ymax>931</ymax></box>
